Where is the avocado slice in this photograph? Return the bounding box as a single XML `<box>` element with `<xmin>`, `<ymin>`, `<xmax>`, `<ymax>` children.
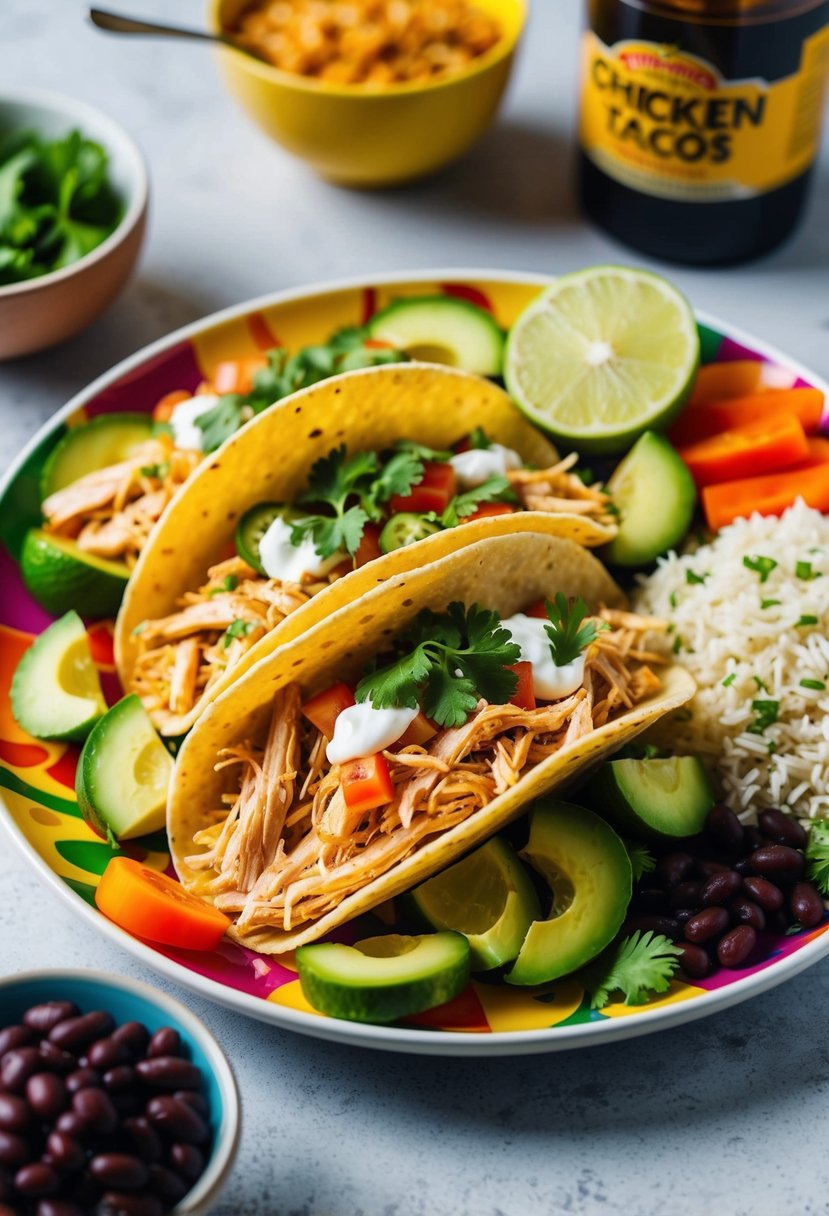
<box><xmin>367</xmin><ymin>296</ymin><xmax>505</xmax><ymax>376</ymax></box>
<box><xmin>296</xmin><ymin>932</ymin><xmax>471</xmax><ymax>1023</ymax></box>
<box><xmin>10</xmin><ymin>610</ymin><xmax>107</xmax><ymax>742</ymax></box>
<box><xmin>76</xmin><ymin>695</ymin><xmax>173</xmax><ymax>841</ymax></box>
<box><xmin>583</xmin><ymin>755</ymin><xmax>714</xmax><ymax>841</ymax></box>
<box><xmin>505</xmin><ymin>800</ymin><xmax>632</xmax><ymax>986</ymax></box>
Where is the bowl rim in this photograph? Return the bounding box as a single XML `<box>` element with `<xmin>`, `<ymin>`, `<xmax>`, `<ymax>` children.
<box><xmin>0</xmin><ymin>966</ymin><xmax>241</xmax><ymax>1214</ymax></box>
<box><xmin>208</xmin><ymin>0</ymin><xmax>527</xmax><ymax>98</ymax></box>
<box><xmin>0</xmin><ymin>86</ymin><xmax>149</xmax><ymax>300</ymax></box>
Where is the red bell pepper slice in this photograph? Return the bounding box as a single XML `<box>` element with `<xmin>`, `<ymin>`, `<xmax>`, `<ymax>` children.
<box><xmin>340</xmin><ymin>753</ymin><xmax>395</xmax><ymax>814</ymax></box>
<box><xmin>506</xmin><ymin>661</ymin><xmax>536</xmax><ymax>710</ymax></box>
<box><xmin>389</xmin><ymin>461</ymin><xmax>457</xmax><ymax>515</ymax></box>
<box><xmin>301</xmin><ymin>683</ymin><xmax>355</xmax><ymax>738</ymax></box>
<box><xmin>355</xmin><ymin>523</ymin><xmax>383</xmax><ymax>568</ymax></box>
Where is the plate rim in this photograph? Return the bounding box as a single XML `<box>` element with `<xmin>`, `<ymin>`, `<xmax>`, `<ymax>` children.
<box><xmin>3</xmin><ymin>266</ymin><xmax>829</xmax><ymax>1057</ymax></box>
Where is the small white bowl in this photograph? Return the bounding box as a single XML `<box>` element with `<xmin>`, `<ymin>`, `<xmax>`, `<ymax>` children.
<box><xmin>0</xmin><ymin>88</ymin><xmax>149</xmax><ymax>360</ymax></box>
<box><xmin>0</xmin><ymin>967</ymin><xmax>240</xmax><ymax>1215</ymax></box>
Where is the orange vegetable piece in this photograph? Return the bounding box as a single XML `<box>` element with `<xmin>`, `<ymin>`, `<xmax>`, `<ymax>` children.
<box><xmin>354</xmin><ymin>523</ymin><xmax>383</xmax><ymax>568</ymax></box>
<box><xmin>464</xmin><ymin>502</ymin><xmax>517</xmax><ymax>522</ymax></box>
<box><xmin>702</xmin><ymin>463</ymin><xmax>829</xmax><ymax>532</ymax></box>
<box><xmin>301</xmin><ymin>683</ymin><xmax>355</xmax><ymax>738</ymax></box>
<box><xmin>152</xmin><ymin>390</ymin><xmax>191</xmax><ymax>424</ymax></box>
<box><xmin>506</xmin><ymin>661</ymin><xmax>536</xmax><ymax>710</ymax></box>
<box><xmin>669</xmin><ymin>387</ymin><xmax>824</xmax><ymax>447</ymax></box>
<box><xmin>689</xmin><ymin>360</ymin><xmax>796</xmax><ymax>405</ymax></box>
<box><xmin>396</xmin><ymin>711</ymin><xmax>437</xmax><ymax>749</ymax></box>
<box><xmin>95</xmin><ymin>857</ymin><xmax>230</xmax><ymax>951</ymax></box>
<box><xmin>678</xmin><ymin>414</ymin><xmax>809</xmax><ymax>489</ymax></box>
<box><xmin>340</xmin><ymin>753</ymin><xmax>394</xmax><ymax>814</ymax></box>
<box><xmin>212</xmin><ymin>356</ymin><xmax>268</xmax><ymax>396</ymax></box>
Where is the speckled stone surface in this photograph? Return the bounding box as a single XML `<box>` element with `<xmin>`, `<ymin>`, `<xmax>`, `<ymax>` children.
<box><xmin>2</xmin><ymin>3</ymin><xmax>829</xmax><ymax>1213</ymax></box>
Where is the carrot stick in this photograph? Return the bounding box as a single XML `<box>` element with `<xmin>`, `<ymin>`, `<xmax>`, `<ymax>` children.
<box><xmin>669</xmin><ymin>387</ymin><xmax>824</xmax><ymax>446</ymax></box>
<box><xmin>690</xmin><ymin>360</ymin><xmax>797</xmax><ymax>405</ymax></box>
<box><xmin>702</xmin><ymin>463</ymin><xmax>829</xmax><ymax>531</ymax></box>
<box><xmin>678</xmin><ymin>414</ymin><xmax>809</xmax><ymax>488</ymax></box>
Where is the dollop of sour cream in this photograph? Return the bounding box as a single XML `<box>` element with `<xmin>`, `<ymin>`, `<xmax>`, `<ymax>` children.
<box><xmin>258</xmin><ymin>516</ymin><xmax>345</xmax><ymax>584</ymax></box>
<box><xmin>449</xmin><ymin>443</ymin><xmax>523</xmax><ymax>488</ymax></box>
<box><xmin>500</xmin><ymin>613</ymin><xmax>585</xmax><ymax>700</ymax></box>
<box><xmin>326</xmin><ymin>702</ymin><xmax>419</xmax><ymax>765</ymax></box>
<box><xmin>168</xmin><ymin>395</ymin><xmax>220</xmax><ymax>451</ymax></box>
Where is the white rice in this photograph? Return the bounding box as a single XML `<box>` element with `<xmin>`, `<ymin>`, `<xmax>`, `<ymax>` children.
<box><xmin>633</xmin><ymin>499</ymin><xmax>829</xmax><ymax>822</ymax></box>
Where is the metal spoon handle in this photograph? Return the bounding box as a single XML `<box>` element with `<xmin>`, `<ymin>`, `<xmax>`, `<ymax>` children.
<box><xmin>88</xmin><ymin>7</ymin><xmax>262</xmax><ymax>58</ymax></box>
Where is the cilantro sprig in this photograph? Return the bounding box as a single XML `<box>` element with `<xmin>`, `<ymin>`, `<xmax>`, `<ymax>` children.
<box><xmin>806</xmin><ymin>822</ymin><xmax>829</xmax><ymax>897</ymax></box>
<box><xmin>356</xmin><ymin>602</ymin><xmax>521</xmax><ymax>728</ymax></box>
<box><xmin>440</xmin><ymin>475</ymin><xmax>512</xmax><ymax>528</ymax></box>
<box><xmin>544</xmin><ymin>593</ymin><xmax>608</xmax><ymax>667</ymax></box>
<box><xmin>579</xmin><ymin>931</ymin><xmax>682</xmax><ymax>1009</ymax></box>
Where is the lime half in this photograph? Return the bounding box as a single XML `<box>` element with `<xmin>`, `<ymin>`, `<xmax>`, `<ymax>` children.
<box><xmin>21</xmin><ymin>529</ymin><xmax>130</xmax><ymax>618</ymax></box>
<box><xmin>505</xmin><ymin>266</ymin><xmax>700</xmax><ymax>455</ymax></box>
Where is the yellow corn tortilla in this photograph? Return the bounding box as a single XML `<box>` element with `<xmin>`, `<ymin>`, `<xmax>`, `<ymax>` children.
<box><xmin>168</xmin><ymin>531</ymin><xmax>694</xmax><ymax>955</ymax></box>
<box><xmin>116</xmin><ymin>363</ymin><xmax>616</xmax><ymax>735</ymax></box>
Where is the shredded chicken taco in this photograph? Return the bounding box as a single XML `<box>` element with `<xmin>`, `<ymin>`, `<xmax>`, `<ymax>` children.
<box><xmin>116</xmin><ymin>364</ymin><xmax>618</xmax><ymax>737</ymax></box>
<box><xmin>168</xmin><ymin>532</ymin><xmax>694</xmax><ymax>955</ymax></box>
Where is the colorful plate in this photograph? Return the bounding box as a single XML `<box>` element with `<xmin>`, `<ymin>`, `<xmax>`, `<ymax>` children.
<box><xmin>2</xmin><ymin>270</ymin><xmax>828</xmax><ymax>1057</ymax></box>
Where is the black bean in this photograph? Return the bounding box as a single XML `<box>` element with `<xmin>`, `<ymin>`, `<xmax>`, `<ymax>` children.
<box><xmin>26</xmin><ymin>1073</ymin><xmax>68</xmax><ymax>1120</ymax></box>
<box><xmin>37</xmin><ymin>1202</ymin><xmax>85</xmax><ymax>1216</ymax></box>
<box><xmin>135</xmin><ymin>1056</ymin><xmax>201</xmax><ymax>1092</ymax></box>
<box><xmin>669</xmin><ymin>881</ymin><xmax>702</xmax><ymax>912</ymax></box>
<box><xmin>174</xmin><ymin>1089</ymin><xmax>208</xmax><ymax>1117</ymax></box>
<box><xmin>120</xmin><ymin>1118</ymin><xmax>162</xmax><ymax>1167</ymax></box>
<box><xmin>103</xmin><ymin>1066</ymin><xmax>136</xmax><ymax>1093</ymax></box>
<box><xmin>728</xmin><ymin>897</ymin><xmax>766</xmax><ymax>931</ymax></box>
<box><xmin>110</xmin><ymin>1024</ymin><xmax>149</xmax><ymax>1060</ymax></box>
<box><xmin>0</xmin><ymin>1130</ymin><xmax>31</xmax><ymax>1168</ymax></box>
<box><xmin>654</xmin><ymin>851</ymin><xmax>694</xmax><ymax>888</ymax></box>
<box><xmin>14</xmin><ymin>1161</ymin><xmax>60</xmax><ymax>1198</ymax></box>
<box><xmin>38</xmin><ymin>1043</ymin><xmax>76</xmax><ymax>1075</ymax></box>
<box><xmin>23</xmin><ymin>1003</ymin><xmax>80</xmax><ymax>1036</ymax></box>
<box><xmin>147</xmin><ymin>1095</ymin><xmax>208</xmax><ymax>1145</ymax></box>
<box><xmin>96</xmin><ymin>1193</ymin><xmax>163</xmax><ymax>1216</ymax></box>
<box><xmin>717</xmin><ymin>925</ymin><xmax>758</xmax><ymax>968</ymax></box>
<box><xmin>674</xmin><ymin>909</ymin><xmax>695</xmax><ymax>926</ymax></box>
<box><xmin>742</xmin><ymin>875</ymin><xmax>784</xmax><ymax>911</ymax></box>
<box><xmin>168</xmin><ymin>1142</ymin><xmax>204</xmax><ymax>1182</ymax></box>
<box><xmin>749</xmin><ymin>844</ymin><xmax>805</xmax><ymax>879</ymax></box>
<box><xmin>66</xmin><ymin>1068</ymin><xmax>101</xmax><ymax>1095</ymax></box>
<box><xmin>622</xmin><ymin>915</ymin><xmax>682</xmax><ymax>941</ymax></box>
<box><xmin>147</xmin><ymin>1163</ymin><xmax>188</xmax><ymax>1204</ymax></box>
<box><xmin>0</xmin><ymin>1094</ymin><xmax>31</xmax><ymax>1134</ymax></box>
<box><xmin>0</xmin><ymin>1026</ymin><xmax>33</xmax><ymax>1058</ymax></box>
<box><xmin>684</xmin><ymin>907</ymin><xmax>730</xmax><ymax>943</ymax></box>
<box><xmin>790</xmin><ymin>882</ymin><xmax>825</xmax><ymax>928</ymax></box>
<box><xmin>89</xmin><ymin>1153</ymin><xmax>148</xmax><ymax>1191</ymax></box>
<box><xmin>54</xmin><ymin>1111</ymin><xmax>91</xmax><ymax>1141</ymax></box>
<box><xmin>145</xmin><ymin>1029</ymin><xmax>180</xmax><ymax>1060</ymax></box>
<box><xmin>72</xmin><ymin>1087</ymin><xmax>118</xmax><ymax>1135</ymax></box>
<box><xmin>700</xmin><ymin>869</ymin><xmax>743</xmax><ymax>906</ymax></box>
<box><xmin>757</xmin><ymin>808</ymin><xmax>808</xmax><ymax>850</ymax></box>
<box><xmin>46</xmin><ymin>1130</ymin><xmax>85</xmax><ymax>1172</ymax></box>
<box><xmin>694</xmin><ymin>858</ymin><xmax>730</xmax><ymax>880</ymax></box>
<box><xmin>87</xmin><ymin>1039</ymin><xmax>130</xmax><ymax>1074</ymax></box>
<box><xmin>676</xmin><ymin>942</ymin><xmax>711</xmax><ymax>979</ymax></box>
<box><xmin>1</xmin><ymin>1047</ymin><xmax>42</xmax><ymax>1094</ymax></box>
<box><xmin>49</xmin><ymin>1012</ymin><xmax>114</xmax><ymax>1053</ymax></box>
<box><xmin>706</xmin><ymin>804</ymin><xmax>746</xmax><ymax>854</ymax></box>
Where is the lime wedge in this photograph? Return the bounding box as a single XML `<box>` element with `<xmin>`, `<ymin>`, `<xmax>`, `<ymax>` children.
<box><xmin>407</xmin><ymin>837</ymin><xmax>540</xmax><ymax>970</ymax></box>
<box><xmin>11</xmin><ymin>611</ymin><xmax>106</xmax><ymax>742</ymax></box>
<box><xmin>504</xmin><ymin>266</ymin><xmax>700</xmax><ymax>454</ymax></box>
<box><xmin>21</xmin><ymin>529</ymin><xmax>129</xmax><ymax>618</ymax></box>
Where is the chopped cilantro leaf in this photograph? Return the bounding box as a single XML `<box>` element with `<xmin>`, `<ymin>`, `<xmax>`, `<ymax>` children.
<box><xmin>192</xmin><ymin>395</ymin><xmax>246</xmax><ymax>452</ymax></box>
<box><xmin>806</xmin><ymin>822</ymin><xmax>829</xmax><ymax>897</ymax></box>
<box><xmin>579</xmin><ymin>932</ymin><xmax>682</xmax><ymax>1009</ymax></box>
<box><xmin>468</xmin><ymin>427</ymin><xmax>492</xmax><ymax>450</ymax></box>
<box><xmin>722</xmin><ymin>673</ymin><xmax>737</xmax><ymax>687</ymax></box>
<box><xmin>800</xmin><ymin>678</ymin><xmax>826</xmax><ymax>691</ymax></box>
<box><xmin>796</xmin><ymin>560</ymin><xmax>822</xmax><ymax>581</ymax></box>
<box><xmin>440</xmin><ymin>475</ymin><xmax>512</xmax><ymax>528</ymax></box>
<box><xmin>209</xmin><ymin>574</ymin><xmax>239</xmax><ymax>597</ymax></box>
<box><xmin>290</xmin><ymin>445</ymin><xmax>378</xmax><ymax>557</ymax></box>
<box><xmin>361</xmin><ymin>449</ymin><xmax>424</xmax><ymax>519</ymax></box>
<box><xmin>575</xmin><ymin>466</ymin><xmax>595</xmax><ymax>487</ymax></box>
<box><xmin>393</xmin><ymin>438</ymin><xmax>453</xmax><ymax>463</ymax></box>
<box><xmin>686</xmin><ymin>569</ymin><xmax>708</xmax><ymax>585</ymax></box>
<box><xmin>747</xmin><ymin>699</ymin><xmax>779</xmax><ymax>734</ymax></box>
<box><xmin>797</xmin><ymin>615</ymin><xmax>819</xmax><ymax>627</ymax></box>
<box><xmin>222</xmin><ymin>619</ymin><xmax>254</xmax><ymax>648</ymax></box>
<box><xmin>761</xmin><ymin>598</ymin><xmax>781</xmax><ymax>610</ymax></box>
<box><xmin>139</xmin><ymin>461</ymin><xmax>169</xmax><ymax>480</ymax></box>
<box><xmin>668</xmin><ymin>591</ymin><xmax>679</xmax><ymax>609</ymax></box>
<box><xmin>753</xmin><ymin>676</ymin><xmax>769</xmax><ymax>693</ymax></box>
<box><xmin>672</xmin><ymin>636</ymin><xmax>683</xmax><ymax>655</ymax></box>
<box><xmin>743</xmin><ymin>554</ymin><xmax>778</xmax><ymax>583</ymax></box>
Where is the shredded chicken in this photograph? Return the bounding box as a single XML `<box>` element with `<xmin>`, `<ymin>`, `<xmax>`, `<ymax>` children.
<box><xmin>42</xmin><ymin>437</ymin><xmax>200</xmax><ymax>566</ymax></box>
<box><xmin>184</xmin><ymin>608</ymin><xmax>663</xmax><ymax>939</ymax></box>
<box><xmin>508</xmin><ymin>453</ymin><xmax>616</xmax><ymax>528</ymax></box>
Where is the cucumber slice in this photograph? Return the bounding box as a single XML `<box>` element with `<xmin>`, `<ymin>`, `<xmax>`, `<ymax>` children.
<box><xmin>407</xmin><ymin>837</ymin><xmax>541</xmax><ymax>970</ymax></box>
<box><xmin>41</xmin><ymin>414</ymin><xmax>154</xmax><ymax>499</ymax></box>
<box><xmin>11</xmin><ymin>611</ymin><xmax>106</xmax><ymax>742</ymax></box>
<box><xmin>76</xmin><ymin>694</ymin><xmax>174</xmax><ymax>842</ymax></box>
<box><xmin>20</xmin><ymin>529</ymin><xmax>130</xmax><ymax>618</ymax></box>
<box><xmin>584</xmin><ymin>756</ymin><xmax>714</xmax><ymax>841</ymax></box>
<box><xmin>378</xmin><ymin>512</ymin><xmax>442</xmax><ymax>554</ymax></box>
<box><xmin>235</xmin><ymin>502</ymin><xmax>299</xmax><ymax>573</ymax></box>
<box><xmin>604</xmin><ymin>431</ymin><xmax>697</xmax><ymax>567</ymax></box>
<box><xmin>295</xmin><ymin>932</ymin><xmax>471</xmax><ymax>1023</ymax></box>
<box><xmin>367</xmin><ymin>296</ymin><xmax>505</xmax><ymax>376</ymax></box>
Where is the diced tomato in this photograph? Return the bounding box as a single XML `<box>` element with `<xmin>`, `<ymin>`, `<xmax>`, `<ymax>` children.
<box><xmin>677</xmin><ymin>414</ymin><xmax>809</xmax><ymax>488</ymax></box>
<box><xmin>507</xmin><ymin>661</ymin><xmax>535</xmax><ymax>710</ymax></box>
<box><xmin>355</xmin><ymin>523</ymin><xmax>383</xmax><ymax>568</ymax></box>
<box><xmin>525</xmin><ymin>598</ymin><xmax>549</xmax><ymax>620</ymax></box>
<box><xmin>453</xmin><ymin>436</ymin><xmax>472</xmax><ymax>454</ymax></box>
<box><xmin>301</xmin><ymin>683</ymin><xmax>355</xmax><ymax>738</ymax></box>
<box><xmin>340</xmin><ymin>753</ymin><xmax>394</xmax><ymax>814</ymax></box>
<box><xmin>389</xmin><ymin>461</ymin><xmax>457</xmax><ymax>514</ymax></box>
<box><xmin>396</xmin><ymin>711</ymin><xmax>437</xmax><ymax>749</ymax></box>
<box><xmin>702</xmin><ymin>463</ymin><xmax>829</xmax><ymax>532</ymax></box>
<box><xmin>152</xmin><ymin>390</ymin><xmax>191</xmax><ymax>423</ymax></box>
<box><xmin>95</xmin><ymin>858</ymin><xmax>230</xmax><ymax>952</ymax></box>
<box><xmin>212</xmin><ymin>356</ymin><xmax>268</xmax><ymax>396</ymax></box>
<box><xmin>464</xmin><ymin>502</ymin><xmax>517</xmax><ymax>522</ymax></box>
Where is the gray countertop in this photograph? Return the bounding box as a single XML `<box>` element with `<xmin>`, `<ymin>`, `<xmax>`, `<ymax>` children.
<box><xmin>2</xmin><ymin>2</ymin><xmax>829</xmax><ymax>1213</ymax></box>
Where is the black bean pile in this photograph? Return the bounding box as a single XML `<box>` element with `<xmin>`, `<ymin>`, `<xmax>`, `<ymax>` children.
<box><xmin>625</xmin><ymin>805</ymin><xmax>825</xmax><ymax>980</ymax></box>
<box><xmin>0</xmin><ymin>1002</ymin><xmax>211</xmax><ymax>1216</ymax></box>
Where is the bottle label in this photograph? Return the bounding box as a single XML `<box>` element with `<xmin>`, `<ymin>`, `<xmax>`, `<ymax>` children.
<box><xmin>579</xmin><ymin>27</ymin><xmax>829</xmax><ymax>201</ymax></box>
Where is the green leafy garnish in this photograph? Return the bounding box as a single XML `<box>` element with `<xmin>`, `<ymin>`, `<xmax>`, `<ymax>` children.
<box><xmin>626</xmin><ymin>841</ymin><xmax>656</xmax><ymax>883</ymax></box>
<box><xmin>290</xmin><ymin>445</ymin><xmax>379</xmax><ymax>558</ymax></box>
<box><xmin>360</xmin><ymin>449</ymin><xmax>424</xmax><ymax>520</ymax></box>
<box><xmin>468</xmin><ymin>427</ymin><xmax>492</xmax><ymax>450</ymax></box>
<box><xmin>722</xmin><ymin>673</ymin><xmax>737</xmax><ymax>687</ymax></box>
<box><xmin>209</xmin><ymin>574</ymin><xmax>239</xmax><ymax>597</ymax></box>
<box><xmin>139</xmin><ymin>462</ymin><xmax>169</xmax><ymax>480</ymax></box>
<box><xmin>356</xmin><ymin>602</ymin><xmax>520</xmax><ymax>728</ymax></box>
<box><xmin>222</xmin><ymin>619</ymin><xmax>255</xmax><ymax>648</ymax></box>
<box><xmin>743</xmin><ymin>555</ymin><xmax>778</xmax><ymax>583</ymax></box>
<box><xmin>191</xmin><ymin>396</ymin><xmax>246</xmax><ymax>453</ymax></box>
<box><xmin>672</xmin><ymin>636</ymin><xmax>683</xmax><ymax>655</ymax></box>
<box><xmin>544</xmin><ymin>594</ymin><xmax>607</xmax><ymax>667</ymax></box>
<box><xmin>747</xmin><ymin>699</ymin><xmax>779</xmax><ymax>734</ymax></box>
<box><xmin>796</xmin><ymin>560</ymin><xmax>821</xmax><ymax>581</ymax></box>
<box><xmin>686</xmin><ymin>569</ymin><xmax>708</xmax><ymax>585</ymax></box>
<box><xmin>393</xmin><ymin>439</ymin><xmax>453</xmax><ymax>463</ymax></box>
<box><xmin>798</xmin><ymin>615</ymin><xmax>819</xmax><ymax>627</ymax></box>
<box><xmin>0</xmin><ymin>128</ymin><xmax>122</xmax><ymax>286</ymax></box>
<box><xmin>580</xmin><ymin>932</ymin><xmax>682</xmax><ymax>1009</ymax></box>
<box><xmin>440</xmin><ymin>475</ymin><xmax>512</xmax><ymax>528</ymax></box>
<box><xmin>761</xmin><ymin>598</ymin><xmax>781</xmax><ymax>610</ymax></box>
<box><xmin>800</xmin><ymin>678</ymin><xmax>826</xmax><ymax>691</ymax></box>
<box><xmin>753</xmin><ymin>676</ymin><xmax>768</xmax><ymax>693</ymax></box>
<box><xmin>806</xmin><ymin>822</ymin><xmax>829</xmax><ymax>897</ymax></box>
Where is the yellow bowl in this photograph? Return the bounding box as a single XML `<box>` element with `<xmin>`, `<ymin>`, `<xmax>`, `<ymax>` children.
<box><xmin>210</xmin><ymin>0</ymin><xmax>527</xmax><ymax>187</ymax></box>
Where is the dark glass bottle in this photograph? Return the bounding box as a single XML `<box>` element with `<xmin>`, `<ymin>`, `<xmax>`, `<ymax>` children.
<box><xmin>578</xmin><ymin>0</ymin><xmax>829</xmax><ymax>264</ymax></box>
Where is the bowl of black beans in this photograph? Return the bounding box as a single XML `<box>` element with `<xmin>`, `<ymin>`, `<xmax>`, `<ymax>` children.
<box><xmin>0</xmin><ymin>970</ymin><xmax>240</xmax><ymax>1216</ymax></box>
